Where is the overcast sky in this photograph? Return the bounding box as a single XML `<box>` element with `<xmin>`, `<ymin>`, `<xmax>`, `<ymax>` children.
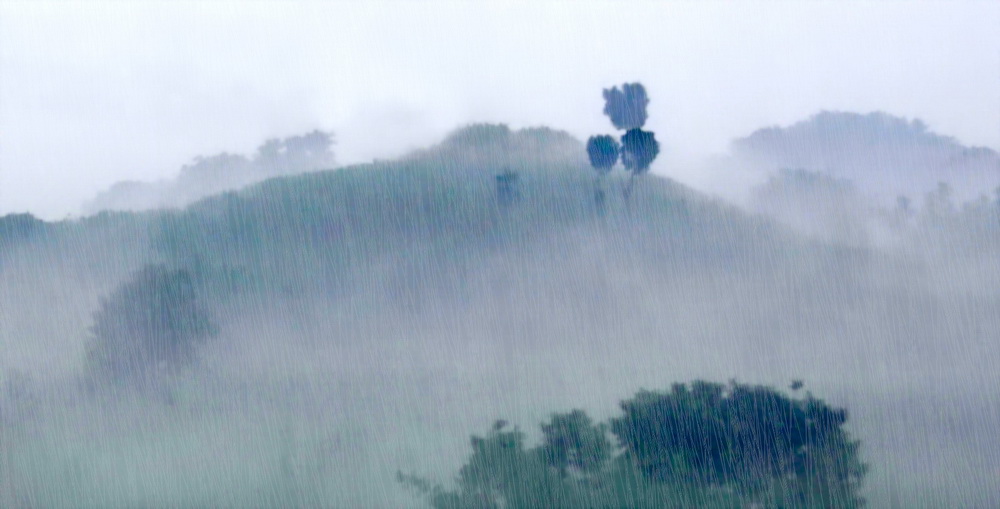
<box><xmin>2</xmin><ymin>1</ymin><xmax>999</xmax><ymax>219</ymax></box>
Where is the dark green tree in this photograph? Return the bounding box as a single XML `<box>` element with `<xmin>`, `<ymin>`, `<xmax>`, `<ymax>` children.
<box><xmin>621</xmin><ymin>128</ymin><xmax>660</xmax><ymax>198</ymax></box>
<box><xmin>586</xmin><ymin>135</ymin><xmax>620</xmax><ymax>174</ymax></box>
<box><xmin>610</xmin><ymin>381</ymin><xmax>867</xmax><ymax>507</ymax></box>
<box><xmin>86</xmin><ymin>265</ymin><xmax>217</xmax><ymax>383</ymax></box>
<box><xmin>540</xmin><ymin>410</ymin><xmax>612</xmax><ymax>478</ymax></box>
<box><xmin>603</xmin><ymin>83</ymin><xmax>650</xmax><ymax>130</ymax></box>
<box><xmin>399</xmin><ymin>422</ymin><xmax>582</xmax><ymax>509</ymax></box>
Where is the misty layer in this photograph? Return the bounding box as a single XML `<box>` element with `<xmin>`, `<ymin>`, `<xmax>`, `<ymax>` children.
<box><xmin>83</xmin><ymin>130</ymin><xmax>336</xmax><ymax>214</ymax></box>
<box><xmin>1</xmin><ymin>121</ymin><xmax>999</xmax><ymax>507</ymax></box>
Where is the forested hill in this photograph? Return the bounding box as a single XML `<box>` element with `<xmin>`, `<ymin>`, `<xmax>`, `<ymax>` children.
<box><xmin>160</xmin><ymin>123</ymin><xmax>813</xmax><ymax>300</ymax></box>
<box><xmin>2</xmin><ymin>123</ymin><xmax>823</xmax><ymax>303</ymax></box>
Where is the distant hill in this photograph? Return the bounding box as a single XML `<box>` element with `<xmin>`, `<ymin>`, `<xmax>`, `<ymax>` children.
<box><xmin>83</xmin><ymin>130</ymin><xmax>336</xmax><ymax>214</ymax></box>
<box><xmin>732</xmin><ymin>111</ymin><xmax>1000</xmax><ymax>203</ymax></box>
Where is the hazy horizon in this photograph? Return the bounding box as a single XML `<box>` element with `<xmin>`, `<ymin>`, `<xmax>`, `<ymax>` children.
<box><xmin>3</xmin><ymin>0</ymin><xmax>1000</xmax><ymax>219</ymax></box>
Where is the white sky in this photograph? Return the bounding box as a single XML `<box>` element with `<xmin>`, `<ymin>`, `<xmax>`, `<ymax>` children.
<box><xmin>2</xmin><ymin>0</ymin><xmax>999</xmax><ymax>219</ymax></box>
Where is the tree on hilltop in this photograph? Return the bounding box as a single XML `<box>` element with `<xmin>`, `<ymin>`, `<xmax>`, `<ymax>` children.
<box><xmin>585</xmin><ymin>82</ymin><xmax>661</xmax><ymax>203</ymax></box>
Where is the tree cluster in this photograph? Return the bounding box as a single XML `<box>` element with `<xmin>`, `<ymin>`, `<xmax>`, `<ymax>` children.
<box><xmin>587</xmin><ymin>83</ymin><xmax>661</xmax><ymax>204</ymax></box>
<box><xmin>400</xmin><ymin>381</ymin><xmax>866</xmax><ymax>509</ymax></box>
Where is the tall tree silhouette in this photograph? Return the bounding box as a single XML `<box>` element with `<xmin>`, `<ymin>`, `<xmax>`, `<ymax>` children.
<box><xmin>586</xmin><ymin>82</ymin><xmax>660</xmax><ymax>202</ymax></box>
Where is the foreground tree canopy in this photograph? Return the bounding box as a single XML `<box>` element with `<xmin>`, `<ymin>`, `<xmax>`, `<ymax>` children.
<box><xmin>400</xmin><ymin>381</ymin><xmax>867</xmax><ymax>509</ymax></box>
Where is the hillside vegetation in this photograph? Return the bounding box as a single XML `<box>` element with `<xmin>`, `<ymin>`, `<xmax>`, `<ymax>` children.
<box><xmin>1</xmin><ymin>123</ymin><xmax>998</xmax><ymax>507</ymax></box>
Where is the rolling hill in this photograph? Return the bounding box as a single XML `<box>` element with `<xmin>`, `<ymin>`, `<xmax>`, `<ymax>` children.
<box><xmin>1</xmin><ymin>123</ymin><xmax>998</xmax><ymax>507</ymax></box>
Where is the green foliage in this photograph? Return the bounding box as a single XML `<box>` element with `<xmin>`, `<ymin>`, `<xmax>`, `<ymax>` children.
<box><xmin>586</xmin><ymin>135</ymin><xmax>620</xmax><ymax>174</ymax></box>
<box><xmin>621</xmin><ymin>128</ymin><xmax>660</xmax><ymax>175</ymax></box>
<box><xmin>603</xmin><ymin>83</ymin><xmax>649</xmax><ymax>131</ymax></box>
<box><xmin>400</xmin><ymin>423</ymin><xmax>585</xmax><ymax>509</ymax></box>
<box><xmin>589</xmin><ymin>83</ymin><xmax>660</xmax><ymax>201</ymax></box>
<box><xmin>401</xmin><ymin>382</ymin><xmax>866</xmax><ymax>509</ymax></box>
<box><xmin>610</xmin><ymin>381</ymin><xmax>867</xmax><ymax>507</ymax></box>
<box><xmin>86</xmin><ymin>265</ymin><xmax>218</xmax><ymax>383</ymax></box>
<box><xmin>458</xmin><ymin>423</ymin><xmax>581</xmax><ymax>508</ymax></box>
<box><xmin>540</xmin><ymin>410</ymin><xmax>612</xmax><ymax>478</ymax></box>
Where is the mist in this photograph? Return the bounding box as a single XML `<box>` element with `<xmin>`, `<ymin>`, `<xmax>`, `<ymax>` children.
<box><xmin>3</xmin><ymin>2</ymin><xmax>1000</xmax><ymax>508</ymax></box>
<box><xmin>2</xmin><ymin>120</ymin><xmax>999</xmax><ymax>506</ymax></box>
<box><xmin>3</xmin><ymin>1</ymin><xmax>1000</xmax><ymax>219</ymax></box>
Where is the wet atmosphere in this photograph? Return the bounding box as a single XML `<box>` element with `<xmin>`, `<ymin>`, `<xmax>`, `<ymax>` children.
<box><xmin>2</xmin><ymin>2</ymin><xmax>1000</xmax><ymax>508</ymax></box>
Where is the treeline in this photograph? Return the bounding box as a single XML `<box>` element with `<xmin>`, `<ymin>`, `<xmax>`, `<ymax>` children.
<box><xmin>400</xmin><ymin>381</ymin><xmax>867</xmax><ymax>509</ymax></box>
